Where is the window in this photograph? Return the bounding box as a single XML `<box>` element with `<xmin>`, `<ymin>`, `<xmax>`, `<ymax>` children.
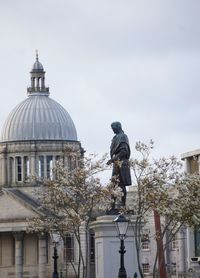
<box><xmin>171</xmin><ymin>263</ymin><xmax>176</xmax><ymax>274</ymax></box>
<box><xmin>90</xmin><ymin>232</ymin><xmax>95</xmax><ymax>263</ymax></box>
<box><xmin>142</xmin><ymin>241</ymin><xmax>149</xmax><ymax>250</ymax></box>
<box><xmin>141</xmin><ymin>233</ymin><xmax>150</xmax><ymax>250</ymax></box>
<box><xmin>142</xmin><ymin>263</ymin><xmax>150</xmax><ymax>274</ymax></box>
<box><xmin>64</xmin><ymin>234</ymin><xmax>74</xmax><ymax>262</ymax></box>
<box><xmin>16</xmin><ymin>157</ymin><xmax>22</xmax><ymax>182</ymax></box>
<box><xmin>172</xmin><ymin>235</ymin><xmax>177</xmax><ymax>250</ymax></box>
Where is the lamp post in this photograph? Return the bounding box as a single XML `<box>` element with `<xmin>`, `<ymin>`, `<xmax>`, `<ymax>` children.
<box><xmin>51</xmin><ymin>233</ymin><xmax>60</xmax><ymax>278</ymax></box>
<box><xmin>114</xmin><ymin>213</ymin><xmax>130</xmax><ymax>278</ymax></box>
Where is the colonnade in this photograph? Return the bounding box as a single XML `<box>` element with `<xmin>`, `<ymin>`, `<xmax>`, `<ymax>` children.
<box><xmin>14</xmin><ymin>232</ymin><xmax>48</xmax><ymax>278</ymax></box>
<box><xmin>3</xmin><ymin>154</ymin><xmax>71</xmax><ymax>186</ymax></box>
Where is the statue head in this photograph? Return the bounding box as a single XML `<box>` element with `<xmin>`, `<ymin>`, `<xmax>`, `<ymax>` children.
<box><xmin>111</xmin><ymin>121</ymin><xmax>122</xmax><ymax>134</ymax></box>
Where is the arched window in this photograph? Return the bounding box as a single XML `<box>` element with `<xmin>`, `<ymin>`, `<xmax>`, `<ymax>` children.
<box><xmin>16</xmin><ymin>157</ymin><xmax>22</xmax><ymax>182</ymax></box>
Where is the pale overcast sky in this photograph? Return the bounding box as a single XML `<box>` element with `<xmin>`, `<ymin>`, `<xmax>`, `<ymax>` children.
<box><xmin>0</xmin><ymin>0</ymin><xmax>200</xmax><ymax>161</ymax></box>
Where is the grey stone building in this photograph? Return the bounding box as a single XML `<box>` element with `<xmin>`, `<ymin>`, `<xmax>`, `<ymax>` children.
<box><xmin>0</xmin><ymin>54</ymin><xmax>82</xmax><ymax>278</ymax></box>
<box><xmin>181</xmin><ymin>150</ymin><xmax>200</xmax><ymax>277</ymax></box>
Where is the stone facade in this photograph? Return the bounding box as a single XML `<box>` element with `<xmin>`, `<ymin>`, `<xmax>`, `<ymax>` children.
<box><xmin>0</xmin><ymin>54</ymin><xmax>85</xmax><ymax>278</ymax></box>
<box><xmin>181</xmin><ymin>150</ymin><xmax>200</xmax><ymax>276</ymax></box>
<box><xmin>0</xmin><ymin>140</ymin><xmax>81</xmax><ymax>187</ymax></box>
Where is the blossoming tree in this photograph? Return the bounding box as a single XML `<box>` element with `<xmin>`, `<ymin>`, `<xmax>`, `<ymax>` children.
<box><xmin>130</xmin><ymin>141</ymin><xmax>200</xmax><ymax>278</ymax></box>
<box><xmin>28</xmin><ymin>147</ymin><xmax>119</xmax><ymax>278</ymax></box>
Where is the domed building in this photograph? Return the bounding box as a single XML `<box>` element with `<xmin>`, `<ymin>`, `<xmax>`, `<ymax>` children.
<box><xmin>0</xmin><ymin>54</ymin><xmax>84</xmax><ymax>278</ymax></box>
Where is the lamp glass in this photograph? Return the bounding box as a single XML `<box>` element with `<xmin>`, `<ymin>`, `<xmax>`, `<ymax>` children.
<box><xmin>114</xmin><ymin>214</ymin><xmax>130</xmax><ymax>239</ymax></box>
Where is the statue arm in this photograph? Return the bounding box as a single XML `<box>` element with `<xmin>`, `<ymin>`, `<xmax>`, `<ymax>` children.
<box><xmin>115</xmin><ymin>142</ymin><xmax>129</xmax><ymax>160</ymax></box>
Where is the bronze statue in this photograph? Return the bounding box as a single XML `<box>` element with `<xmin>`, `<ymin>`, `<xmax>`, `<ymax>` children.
<box><xmin>107</xmin><ymin>122</ymin><xmax>132</xmax><ymax>207</ymax></box>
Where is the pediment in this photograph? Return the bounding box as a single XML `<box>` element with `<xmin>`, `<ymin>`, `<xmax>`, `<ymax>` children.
<box><xmin>0</xmin><ymin>189</ymin><xmax>40</xmax><ymax>221</ymax></box>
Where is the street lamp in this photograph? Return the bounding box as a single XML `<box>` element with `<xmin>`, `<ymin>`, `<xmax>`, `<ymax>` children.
<box><xmin>114</xmin><ymin>213</ymin><xmax>130</xmax><ymax>278</ymax></box>
<box><xmin>51</xmin><ymin>232</ymin><xmax>60</xmax><ymax>278</ymax></box>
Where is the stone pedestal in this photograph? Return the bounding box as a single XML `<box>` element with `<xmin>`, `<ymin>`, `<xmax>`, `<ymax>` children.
<box><xmin>90</xmin><ymin>215</ymin><xmax>138</xmax><ymax>278</ymax></box>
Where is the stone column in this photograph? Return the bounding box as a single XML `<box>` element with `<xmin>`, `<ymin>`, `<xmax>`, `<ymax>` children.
<box><xmin>6</xmin><ymin>157</ymin><xmax>9</xmax><ymax>185</ymax></box>
<box><xmin>52</xmin><ymin>156</ymin><xmax>56</xmax><ymax>180</ymax></box>
<box><xmin>21</xmin><ymin>156</ymin><xmax>24</xmax><ymax>183</ymax></box>
<box><xmin>13</xmin><ymin>157</ymin><xmax>16</xmax><ymax>184</ymax></box>
<box><xmin>52</xmin><ymin>156</ymin><xmax>56</xmax><ymax>168</ymax></box>
<box><xmin>64</xmin><ymin>156</ymin><xmax>68</xmax><ymax>169</ymax></box>
<box><xmin>30</xmin><ymin>142</ymin><xmax>36</xmax><ymax>177</ymax></box>
<box><xmin>38</xmin><ymin>234</ymin><xmax>47</xmax><ymax>278</ymax></box>
<box><xmin>44</xmin><ymin>156</ymin><xmax>47</xmax><ymax>179</ymax></box>
<box><xmin>36</xmin><ymin>77</ymin><xmax>40</xmax><ymax>89</ymax></box>
<box><xmin>30</xmin><ymin>154</ymin><xmax>36</xmax><ymax>177</ymax></box>
<box><xmin>198</xmin><ymin>156</ymin><xmax>200</xmax><ymax>174</ymax></box>
<box><xmin>1</xmin><ymin>152</ymin><xmax>7</xmax><ymax>186</ymax></box>
<box><xmin>185</xmin><ymin>158</ymin><xmax>191</xmax><ymax>174</ymax></box>
<box><xmin>187</xmin><ymin>227</ymin><xmax>195</xmax><ymax>269</ymax></box>
<box><xmin>178</xmin><ymin>226</ymin><xmax>186</xmax><ymax>273</ymax></box>
<box><xmin>14</xmin><ymin>233</ymin><xmax>24</xmax><ymax>278</ymax></box>
<box><xmin>8</xmin><ymin>157</ymin><xmax>14</xmax><ymax>185</ymax></box>
<box><xmin>41</xmin><ymin>77</ymin><xmax>45</xmax><ymax>88</ymax></box>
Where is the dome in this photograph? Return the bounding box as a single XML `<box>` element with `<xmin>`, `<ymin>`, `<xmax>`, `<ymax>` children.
<box><xmin>1</xmin><ymin>53</ymin><xmax>78</xmax><ymax>142</ymax></box>
<box><xmin>0</xmin><ymin>94</ymin><xmax>78</xmax><ymax>142</ymax></box>
<box><xmin>32</xmin><ymin>60</ymin><xmax>44</xmax><ymax>72</ymax></box>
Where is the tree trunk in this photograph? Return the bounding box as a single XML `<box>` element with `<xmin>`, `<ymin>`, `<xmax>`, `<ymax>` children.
<box><xmin>153</xmin><ymin>210</ymin><xmax>167</xmax><ymax>278</ymax></box>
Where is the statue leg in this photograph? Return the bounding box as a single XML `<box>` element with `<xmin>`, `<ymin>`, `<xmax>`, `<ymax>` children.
<box><xmin>111</xmin><ymin>195</ymin><xmax>116</xmax><ymax>210</ymax></box>
<box><xmin>120</xmin><ymin>186</ymin><xmax>127</xmax><ymax>207</ymax></box>
<box><xmin>121</xmin><ymin>185</ymin><xmax>127</xmax><ymax>207</ymax></box>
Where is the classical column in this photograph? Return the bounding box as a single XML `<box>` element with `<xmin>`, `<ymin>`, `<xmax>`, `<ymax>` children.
<box><xmin>185</xmin><ymin>158</ymin><xmax>191</xmax><ymax>174</ymax></box>
<box><xmin>1</xmin><ymin>152</ymin><xmax>7</xmax><ymax>186</ymax></box>
<box><xmin>178</xmin><ymin>226</ymin><xmax>186</xmax><ymax>273</ymax></box>
<box><xmin>14</xmin><ymin>233</ymin><xmax>24</xmax><ymax>278</ymax></box>
<box><xmin>13</xmin><ymin>157</ymin><xmax>16</xmax><ymax>184</ymax></box>
<box><xmin>52</xmin><ymin>156</ymin><xmax>56</xmax><ymax>180</ymax></box>
<box><xmin>30</xmin><ymin>154</ymin><xmax>36</xmax><ymax>177</ymax></box>
<box><xmin>52</xmin><ymin>156</ymin><xmax>56</xmax><ymax>168</ymax></box>
<box><xmin>21</xmin><ymin>156</ymin><xmax>24</xmax><ymax>183</ymax></box>
<box><xmin>38</xmin><ymin>234</ymin><xmax>47</xmax><ymax>278</ymax></box>
<box><xmin>41</xmin><ymin>77</ymin><xmax>45</xmax><ymax>89</ymax></box>
<box><xmin>8</xmin><ymin>157</ymin><xmax>14</xmax><ymax>185</ymax></box>
<box><xmin>64</xmin><ymin>156</ymin><xmax>68</xmax><ymax>169</ymax></box>
<box><xmin>44</xmin><ymin>156</ymin><xmax>47</xmax><ymax>179</ymax></box>
<box><xmin>198</xmin><ymin>156</ymin><xmax>200</xmax><ymax>174</ymax></box>
<box><xmin>36</xmin><ymin>77</ymin><xmax>40</xmax><ymax>89</ymax></box>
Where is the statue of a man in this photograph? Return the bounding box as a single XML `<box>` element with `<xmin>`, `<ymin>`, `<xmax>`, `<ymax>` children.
<box><xmin>107</xmin><ymin>122</ymin><xmax>132</xmax><ymax>206</ymax></box>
